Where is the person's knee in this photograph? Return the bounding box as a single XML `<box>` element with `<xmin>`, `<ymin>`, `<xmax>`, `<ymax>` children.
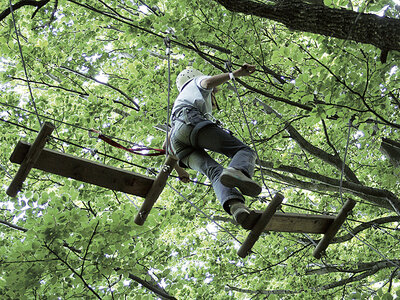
<box><xmin>208</xmin><ymin>164</ymin><xmax>223</xmax><ymax>181</ymax></box>
<box><xmin>248</xmin><ymin>147</ymin><xmax>257</xmax><ymax>159</ymax></box>
<box><xmin>185</xmin><ymin>152</ymin><xmax>221</xmax><ymax>176</ymax></box>
<box><xmin>239</xmin><ymin>145</ymin><xmax>256</xmax><ymax>158</ymax></box>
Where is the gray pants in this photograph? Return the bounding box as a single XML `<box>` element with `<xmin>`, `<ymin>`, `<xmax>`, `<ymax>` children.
<box><xmin>170</xmin><ymin>108</ymin><xmax>256</xmax><ymax>213</ymax></box>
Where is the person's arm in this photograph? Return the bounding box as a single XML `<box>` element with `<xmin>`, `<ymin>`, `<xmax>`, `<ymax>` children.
<box><xmin>200</xmin><ymin>63</ymin><xmax>255</xmax><ymax>90</ymax></box>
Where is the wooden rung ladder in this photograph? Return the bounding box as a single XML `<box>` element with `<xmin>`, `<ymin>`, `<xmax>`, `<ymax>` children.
<box><xmin>237</xmin><ymin>193</ymin><xmax>356</xmax><ymax>259</ymax></box>
<box><xmin>7</xmin><ymin>122</ymin><xmax>177</xmax><ymax>225</ymax></box>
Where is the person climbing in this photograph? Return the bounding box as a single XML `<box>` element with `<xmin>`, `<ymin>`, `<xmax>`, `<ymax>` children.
<box><xmin>168</xmin><ymin>63</ymin><xmax>262</xmax><ymax>230</ymax></box>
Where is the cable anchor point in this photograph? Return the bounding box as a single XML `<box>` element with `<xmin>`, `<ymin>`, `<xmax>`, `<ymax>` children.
<box><xmin>224</xmin><ymin>60</ymin><xmax>233</xmax><ymax>72</ymax></box>
<box><xmin>162</xmin><ymin>164</ymin><xmax>172</xmax><ymax>173</ymax></box>
<box><xmin>164</xmin><ymin>37</ymin><xmax>171</xmax><ymax>55</ymax></box>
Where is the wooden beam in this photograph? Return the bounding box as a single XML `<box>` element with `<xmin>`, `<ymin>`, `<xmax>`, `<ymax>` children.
<box><xmin>313</xmin><ymin>198</ymin><xmax>356</xmax><ymax>259</ymax></box>
<box><xmin>7</xmin><ymin>122</ymin><xmax>55</xmax><ymax>197</ymax></box>
<box><xmin>238</xmin><ymin>193</ymin><xmax>284</xmax><ymax>258</ymax></box>
<box><xmin>134</xmin><ymin>155</ymin><xmax>177</xmax><ymax>225</ymax></box>
<box><xmin>262</xmin><ymin>212</ymin><xmax>335</xmax><ymax>234</ymax></box>
<box><xmin>9</xmin><ymin>141</ymin><xmax>154</xmax><ymax>198</ymax></box>
<box><xmin>225</xmin><ymin>212</ymin><xmax>335</xmax><ymax>234</ymax></box>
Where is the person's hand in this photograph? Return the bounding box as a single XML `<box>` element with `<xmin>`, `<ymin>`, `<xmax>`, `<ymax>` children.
<box><xmin>179</xmin><ymin>173</ymin><xmax>190</xmax><ymax>183</ymax></box>
<box><xmin>234</xmin><ymin>63</ymin><xmax>256</xmax><ymax>77</ymax></box>
<box><xmin>175</xmin><ymin>166</ymin><xmax>190</xmax><ymax>183</ymax></box>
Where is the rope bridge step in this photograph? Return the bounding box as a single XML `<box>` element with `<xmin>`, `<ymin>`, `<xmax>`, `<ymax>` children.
<box><xmin>237</xmin><ymin>194</ymin><xmax>356</xmax><ymax>259</ymax></box>
<box><xmin>257</xmin><ymin>211</ymin><xmax>335</xmax><ymax>234</ymax></box>
<box><xmin>7</xmin><ymin>122</ymin><xmax>154</xmax><ymax>198</ymax></box>
<box><xmin>7</xmin><ymin>122</ymin><xmax>177</xmax><ymax>228</ymax></box>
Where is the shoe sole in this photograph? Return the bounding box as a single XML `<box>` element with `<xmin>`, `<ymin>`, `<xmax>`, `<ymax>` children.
<box><xmin>232</xmin><ymin>206</ymin><xmax>249</xmax><ymax>224</ymax></box>
<box><xmin>220</xmin><ymin>172</ymin><xmax>262</xmax><ymax>197</ymax></box>
<box><xmin>233</xmin><ymin>210</ymin><xmax>261</xmax><ymax>230</ymax></box>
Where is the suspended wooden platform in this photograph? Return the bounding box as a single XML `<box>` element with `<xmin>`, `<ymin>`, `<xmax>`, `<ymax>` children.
<box><xmin>7</xmin><ymin>122</ymin><xmax>177</xmax><ymax>226</ymax></box>
<box><xmin>7</xmin><ymin>122</ymin><xmax>355</xmax><ymax>259</ymax></box>
<box><xmin>237</xmin><ymin>193</ymin><xmax>356</xmax><ymax>259</ymax></box>
<box><xmin>9</xmin><ymin>140</ymin><xmax>155</xmax><ymax>198</ymax></box>
<box><xmin>257</xmin><ymin>211</ymin><xmax>335</xmax><ymax>234</ymax></box>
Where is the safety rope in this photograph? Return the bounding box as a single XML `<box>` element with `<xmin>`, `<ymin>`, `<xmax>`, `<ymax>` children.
<box><xmin>224</xmin><ymin>60</ymin><xmax>272</xmax><ymax>199</ymax></box>
<box><xmin>89</xmin><ymin>129</ymin><xmax>165</xmax><ymax>157</ymax></box>
<box><xmin>338</xmin><ymin>118</ymin><xmax>400</xmax><ymax>267</ymax></box>
<box><xmin>339</xmin><ymin>117</ymin><xmax>354</xmax><ymax>205</ymax></box>
<box><xmin>8</xmin><ymin>0</ymin><xmax>41</xmax><ymax>126</ymax></box>
<box><xmin>164</xmin><ymin>37</ymin><xmax>172</xmax><ymax>157</ymax></box>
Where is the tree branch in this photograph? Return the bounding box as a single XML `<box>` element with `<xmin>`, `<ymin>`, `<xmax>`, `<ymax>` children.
<box><xmin>300</xmin><ymin>46</ymin><xmax>400</xmax><ymax>129</ymax></box>
<box><xmin>227</xmin><ymin>259</ymin><xmax>398</xmax><ymax>295</ymax></box>
<box><xmin>327</xmin><ymin>216</ymin><xmax>400</xmax><ymax>244</ymax></box>
<box><xmin>306</xmin><ymin>259</ymin><xmax>400</xmax><ymax>275</ymax></box>
<box><xmin>59</xmin><ymin>66</ymin><xmax>140</xmax><ymax>111</ymax></box>
<box><xmin>0</xmin><ymin>0</ymin><xmax>50</xmax><ymax>22</ymax></box>
<box><xmin>10</xmin><ymin>76</ymin><xmax>90</xmax><ymax>98</ymax></box>
<box><xmin>80</xmin><ymin>220</ymin><xmax>99</xmax><ymax>277</ymax></box>
<box><xmin>256</xmin><ymin>99</ymin><xmax>361</xmax><ymax>184</ymax></box>
<box><xmin>258</xmin><ymin>166</ymin><xmax>400</xmax><ymax>211</ymax></box>
<box><xmin>226</xmin><ymin>284</ymin><xmax>299</xmax><ymax>295</ymax></box>
<box><xmin>126</xmin><ymin>272</ymin><xmax>177</xmax><ymax>300</ymax></box>
<box><xmin>0</xmin><ymin>218</ymin><xmax>28</xmax><ymax>232</ymax></box>
<box><xmin>321</xmin><ymin>118</ymin><xmax>339</xmax><ymax>157</ymax></box>
<box><xmin>300</xmin><ymin>214</ymin><xmax>400</xmax><ymax>246</ymax></box>
<box><xmin>44</xmin><ymin>243</ymin><xmax>102</xmax><ymax>299</ymax></box>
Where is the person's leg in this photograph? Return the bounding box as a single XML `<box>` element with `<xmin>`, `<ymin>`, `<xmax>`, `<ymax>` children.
<box><xmin>181</xmin><ymin>149</ymin><xmax>244</xmax><ymax>212</ymax></box>
<box><xmin>195</xmin><ymin>124</ymin><xmax>256</xmax><ymax>177</ymax></box>
<box><xmin>172</xmin><ymin>108</ymin><xmax>256</xmax><ymax>178</ymax></box>
<box><xmin>181</xmin><ymin>149</ymin><xmax>260</xmax><ymax>229</ymax></box>
<box><xmin>195</xmin><ymin>125</ymin><xmax>261</xmax><ymax>197</ymax></box>
<box><xmin>170</xmin><ymin>118</ymin><xmax>261</xmax><ymax>229</ymax></box>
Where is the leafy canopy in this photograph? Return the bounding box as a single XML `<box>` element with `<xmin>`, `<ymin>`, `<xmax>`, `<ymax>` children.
<box><xmin>0</xmin><ymin>0</ymin><xmax>399</xmax><ymax>299</ymax></box>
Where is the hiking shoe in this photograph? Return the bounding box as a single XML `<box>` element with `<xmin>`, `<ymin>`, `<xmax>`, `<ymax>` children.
<box><xmin>220</xmin><ymin>167</ymin><xmax>262</xmax><ymax>197</ymax></box>
<box><xmin>230</xmin><ymin>202</ymin><xmax>261</xmax><ymax>230</ymax></box>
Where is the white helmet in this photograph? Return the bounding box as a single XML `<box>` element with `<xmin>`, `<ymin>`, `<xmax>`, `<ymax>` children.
<box><xmin>176</xmin><ymin>68</ymin><xmax>204</xmax><ymax>92</ymax></box>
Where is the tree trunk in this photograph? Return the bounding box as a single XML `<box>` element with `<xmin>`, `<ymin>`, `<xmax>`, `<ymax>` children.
<box><xmin>216</xmin><ymin>0</ymin><xmax>400</xmax><ymax>58</ymax></box>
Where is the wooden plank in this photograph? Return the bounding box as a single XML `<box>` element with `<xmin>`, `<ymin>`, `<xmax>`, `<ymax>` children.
<box><xmin>134</xmin><ymin>155</ymin><xmax>177</xmax><ymax>225</ymax></box>
<box><xmin>238</xmin><ymin>193</ymin><xmax>284</xmax><ymax>258</ymax></box>
<box><xmin>263</xmin><ymin>212</ymin><xmax>335</xmax><ymax>234</ymax></box>
<box><xmin>10</xmin><ymin>141</ymin><xmax>154</xmax><ymax>198</ymax></box>
<box><xmin>313</xmin><ymin>198</ymin><xmax>356</xmax><ymax>259</ymax></box>
<box><xmin>7</xmin><ymin>122</ymin><xmax>55</xmax><ymax>197</ymax></box>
